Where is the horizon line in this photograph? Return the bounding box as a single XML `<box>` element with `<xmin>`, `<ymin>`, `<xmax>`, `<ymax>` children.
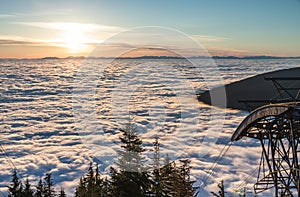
<box><xmin>1</xmin><ymin>55</ymin><xmax>300</xmax><ymax>60</ymax></box>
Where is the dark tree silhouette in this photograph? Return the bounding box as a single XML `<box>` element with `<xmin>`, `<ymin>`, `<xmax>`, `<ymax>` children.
<box><xmin>110</xmin><ymin>123</ymin><xmax>151</xmax><ymax>197</ymax></box>
<box><xmin>58</xmin><ymin>187</ymin><xmax>66</xmax><ymax>197</ymax></box>
<box><xmin>177</xmin><ymin>159</ymin><xmax>198</xmax><ymax>197</ymax></box>
<box><xmin>74</xmin><ymin>163</ymin><xmax>109</xmax><ymax>197</ymax></box>
<box><xmin>43</xmin><ymin>173</ymin><xmax>55</xmax><ymax>197</ymax></box>
<box><xmin>74</xmin><ymin>177</ymin><xmax>86</xmax><ymax>197</ymax></box>
<box><xmin>34</xmin><ymin>178</ymin><xmax>43</xmax><ymax>197</ymax></box>
<box><xmin>151</xmin><ymin>137</ymin><xmax>164</xmax><ymax>196</ymax></box>
<box><xmin>23</xmin><ymin>178</ymin><xmax>34</xmax><ymax>197</ymax></box>
<box><xmin>211</xmin><ymin>180</ymin><xmax>225</xmax><ymax>197</ymax></box>
<box><xmin>8</xmin><ymin>170</ymin><xmax>23</xmax><ymax>197</ymax></box>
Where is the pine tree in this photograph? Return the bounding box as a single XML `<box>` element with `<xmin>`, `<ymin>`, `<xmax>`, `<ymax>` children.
<box><xmin>43</xmin><ymin>173</ymin><xmax>55</xmax><ymax>197</ymax></box>
<box><xmin>74</xmin><ymin>177</ymin><xmax>86</xmax><ymax>197</ymax></box>
<box><xmin>94</xmin><ymin>164</ymin><xmax>106</xmax><ymax>197</ymax></box>
<box><xmin>74</xmin><ymin>163</ymin><xmax>110</xmax><ymax>197</ymax></box>
<box><xmin>85</xmin><ymin>163</ymin><xmax>96</xmax><ymax>196</ymax></box>
<box><xmin>160</xmin><ymin>157</ymin><xmax>198</xmax><ymax>197</ymax></box>
<box><xmin>23</xmin><ymin>178</ymin><xmax>34</xmax><ymax>197</ymax></box>
<box><xmin>177</xmin><ymin>159</ymin><xmax>198</xmax><ymax>197</ymax></box>
<box><xmin>100</xmin><ymin>177</ymin><xmax>112</xmax><ymax>197</ymax></box>
<box><xmin>151</xmin><ymin>137</ymin><xmax>164</xmax><ymax>196</ymax></box>
<box><xmin>110</xmin><ymin>122</ymin><xmax>151</xmax><ymax>197</ymax></box>
<box><xmin>116</xmin><ymin>123</ymin><xmax>145</xmax><ymax>171</ymax></box>
<box><xmin>58</xmin><ymin>187</ymin><xmax>66</xmax><ymax>197</ymax></box>
<box><xmin>34</xmin><ymin>178</ymin><xmax>43</xmax><ymax>197</ymax></box>
<box><xmin>108</xmin><ymin>166</ymin><xmax>119</xmax><ymax>196</ymax></box>
<box><xmin>211</xmin><ymin>180</ymin><xmax>225</xmax><ymax>197</ymax></box>
<box><xmin>160</xmin><ymin>155</ymin><xmax>176</xmax><ymax>197</ymax></box>
<box><xmin>7</xmin><ymin>169</ymin><xmax>23</xmax><ymax>197</ymax></box>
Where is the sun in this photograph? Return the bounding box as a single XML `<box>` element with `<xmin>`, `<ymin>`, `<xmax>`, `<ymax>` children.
<box><xmin>61</xmin><ymin>24</ymin><xmax>90</xmax><ymax>53</ymax></box>
<box><xmin>65</xmin><ymin>31</ymin><xmax>86</xmax><ymax>53</ymax></box>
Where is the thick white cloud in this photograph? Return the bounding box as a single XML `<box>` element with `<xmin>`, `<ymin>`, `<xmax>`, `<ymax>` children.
<box><xmin>0</xmin><ymin>58</ymin><xmax>299</xmax><ymax>196</ymax></box>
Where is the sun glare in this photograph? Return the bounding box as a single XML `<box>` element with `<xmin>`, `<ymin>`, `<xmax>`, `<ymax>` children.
<box><xmin>65</xmin><ymin>30</ymin><xmax>86</xmax><ymax>53</ymax></box>
<box><xmin>44</xmin><ymin>22</ymin><xmax>115</xmax><ymax>55</ymax></box>
<box><xmin>61</xmin><ymin>24</ymin><xmax>90</xmax><ymax>53</ymax></box>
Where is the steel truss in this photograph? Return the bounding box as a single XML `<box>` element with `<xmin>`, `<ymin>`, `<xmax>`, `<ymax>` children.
<box><xmin>251</xmin><ymin>108</ymin><xmax>300</xmax><ymax>196</ymax></box>
<box><xmin>232</xmin><ymin>76</ymin><xmax>300</xmax><ymax>196</ymax></box>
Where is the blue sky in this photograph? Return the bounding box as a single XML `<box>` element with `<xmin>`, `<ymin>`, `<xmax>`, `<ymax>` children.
<box><xmin>0</xmin><ymin>0</ymin><xmax>299</xmax><ymax>57</ymax></box>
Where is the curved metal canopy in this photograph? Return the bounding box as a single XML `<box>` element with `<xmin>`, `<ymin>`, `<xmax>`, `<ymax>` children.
<box><xmin>231</xmin><ymin>102</ymin><xmax>300</xmax><ymax>141</ymax></box>
<box><xmin>197</xmin><ymin>67</ymin><xmax>300</xmax><ymax>111</ymax></box>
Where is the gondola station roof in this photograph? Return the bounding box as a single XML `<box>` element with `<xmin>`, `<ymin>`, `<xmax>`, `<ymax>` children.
<box><xmin>197</xmin><ymin>67</ymin><xmax>300</xmax><ymax>111</ymax></box>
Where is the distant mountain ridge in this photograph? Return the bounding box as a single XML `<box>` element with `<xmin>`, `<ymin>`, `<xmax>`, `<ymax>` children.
<box><xmin>1</xmin><ymin>55</ymin><xmax>300</xmax><ymax>60</ymax></box>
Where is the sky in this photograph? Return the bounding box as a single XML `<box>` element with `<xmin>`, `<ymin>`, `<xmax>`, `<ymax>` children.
<box><xmin>0</xmin><ymin>0</ymin><xmax>300</xmax><ymax>58</ymax></box>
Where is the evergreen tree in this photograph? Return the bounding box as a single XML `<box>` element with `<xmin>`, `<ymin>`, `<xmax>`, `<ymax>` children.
<box><xmin>110</xmin><ymin>123</ymin><xmax>151</xmax><ymax>197</ymax></box>
<box><xmin>43</xmin><ymin>173</ymin><xmax>55</xmax><ymax>197</ymax></box>
<box><xmin>23</xmin><ymin>178</ymin><xmax>34</xmax><ymax>197</ymax></box>
<box><xmin>7</xmin><ymin>169</ymin><xmax>23</xmax><ymax>197</ymax></box>
<box><xmin>58</xmin><ymin>187</ymin><xmax>66</xmax><ymax>197</ymax></box>
<box><xmin>160</xmin><ymin>157</ymin><xmax>198</xmax><ymax>197</ymax></box>
<box><xmin>94</xmin><ymin>164</ymin><xmax>106</xmax><ymax>197</ymax></box>
<box><xmin>34</xmin><ymin>178</ymin><xmax>43</xmax><ymax>197</ymax></box>
<box><xmin>162</xmin><ymin>160</ymin><xmax>180</xmax><ymax>197</ymax></box>
<box><xmin>86</xmin><ymin>163</ymin><xmax>96</xmax><ymax>196</ymax></box>
<box><xmin>100</xmin><ymin>177</ymin><xmax>112</xmax><ymax>197</ymax></box>
<box><xmin>176</xmin><ymin>159</ymin><xmax>198</xmax><ymax>197</ymax></box>
<box><xmin>74</xmin><ymin>163</ymin><xmax>109</xmax><ymax>197</ymax></box>
<box><xmin>116</xmin><ymin>123</ymin><xmax>145</xmax><ymax>171</ymax></box>
<box><xmin>74</xmin><ymin>177</ymin><xmax>86</xmax><ymax>197</ymax></box>
<box><xmin>211</xmin><ymin>180</ymin><xmax>225</xmax><ymax>197</ymax></box>
<box><xmin>160</xmin><ymin>155</ymin><xmax>176</xmax><ymax>197</ymax></box>
<box><xmin>151</xmin><ymin>137</ymin><xmax>164</xmax><ymax>196</ymax></box>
